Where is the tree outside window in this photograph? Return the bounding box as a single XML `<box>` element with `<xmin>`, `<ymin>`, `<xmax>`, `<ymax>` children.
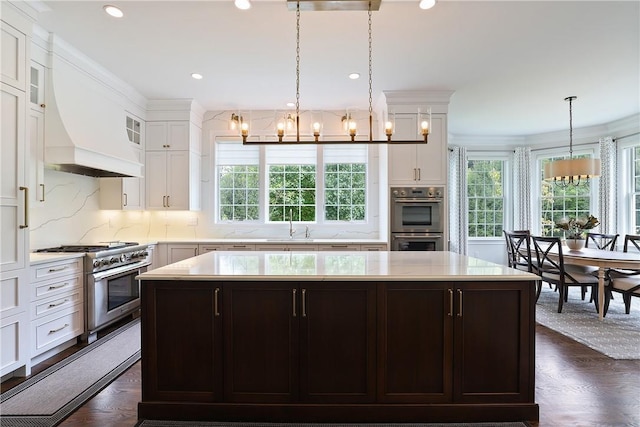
<box><xmin>467</xmin><ymin>159</ymin><xmax>504</xmax><ymax>237</ymax></box>
<box><xmin>268</xmin><ymin>164</ymin><xmax>316</xmax><ymax>222</ymax></box>
<box><xmin>325</xmin><ymin>163</ymin><xmax>366</xmax><ymax>221</ymax></box>
<box><xmin>540</xmin><ymin>154</ymin><xmax>592</xmax><ymax>236</ymax></box>
<box><xmin>218</xmin><ymin>165</ymin><xmax>260</xmax><ymax>221</ymax></box>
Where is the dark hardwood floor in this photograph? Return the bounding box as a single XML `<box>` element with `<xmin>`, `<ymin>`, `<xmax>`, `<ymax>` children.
<box><xmin>2</xmin><ymin>321</ymin><xmax>639</xmax><ymax>427</ymax></box>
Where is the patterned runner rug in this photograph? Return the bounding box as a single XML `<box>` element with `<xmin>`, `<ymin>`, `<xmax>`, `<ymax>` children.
<box><xmin>0</xmin><ymin>318</ymin><xmax>141</xmax><ymax>427</ymax></box>
<box><xmin>535</xmin><ymin>287</ymin><xmax>640</xmax><ymax>359</ymax></box>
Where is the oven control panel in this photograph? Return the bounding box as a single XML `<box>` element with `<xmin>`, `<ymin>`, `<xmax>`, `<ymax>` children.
<box><xmin>91</xmin><ymin>249</ymin><xmax>150</xmax><ymax>272</ymax></box>
<box><xmin>391</xmin><ymin>186</ymin><xmax>444</xmax><ymax>199</ymax></box>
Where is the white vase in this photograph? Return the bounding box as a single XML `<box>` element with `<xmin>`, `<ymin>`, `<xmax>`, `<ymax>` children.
<box><xmin>566</xmin><ymin>238</ymin><xmax>585</xmax><ymax>251</ymax></box>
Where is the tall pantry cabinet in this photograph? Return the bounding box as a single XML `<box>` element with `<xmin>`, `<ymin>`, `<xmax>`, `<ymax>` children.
<box><xmin>1</xmin><ymin>3</ymin><xmax>36</xmax><ymax>378</ymax></box>
<box><xmin>145</xmin><ymin>100</ymin><xmax>203</xmax><ymax>211</ymax></box>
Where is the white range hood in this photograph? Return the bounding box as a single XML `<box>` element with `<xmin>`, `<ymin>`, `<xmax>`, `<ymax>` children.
<box><xmin>45</xmin><ymin>51</ymin><xmax>143</xmax><ymax>178</ymax></box>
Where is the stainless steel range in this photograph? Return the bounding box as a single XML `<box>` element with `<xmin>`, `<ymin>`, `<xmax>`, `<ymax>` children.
<box><xmin>36</xmin><ymin>242</ymin><xmax>151</xmax><ymax>342</ymax></box>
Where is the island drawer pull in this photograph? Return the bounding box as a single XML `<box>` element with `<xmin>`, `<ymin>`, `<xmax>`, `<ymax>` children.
<box><xmin>448</xmin><ymin>289</ymin><xmax>453</xmax><ymax>316</ymax></box>
<box><xmin>292</xmin><ymin>289</ymin><xmax>297</xmax><ymax>317</ymax></box>
<box><xmin>302</xmin><ymin>289</ymin><xmax>306</xmax><ymax>317</ymax></box>
<box><xmin>214</xmin><ymin>288</ymin><xmax>220</xmax><ymax>316</ymax></box>
<box><xmin>48</xmin><ymin>282</ymin><xmax>69</xmax><ymax>290</ymax></box>
<box><xmin>457</xmin><ymin>289</ymin><xmax>463</xmax><ymax>317</ymax></box>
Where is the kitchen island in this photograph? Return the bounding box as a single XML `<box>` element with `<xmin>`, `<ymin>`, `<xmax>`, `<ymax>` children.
<box><xmin>137</xmin><ymin>251</ymin><xmax>540</xmax><ymax>423</ymax></box>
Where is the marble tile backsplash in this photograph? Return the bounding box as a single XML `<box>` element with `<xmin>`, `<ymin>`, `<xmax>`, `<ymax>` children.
<box><xmin>29</xmin><ymin>169</ymin><xmax>381</xmax><ymax>250</ymax></box>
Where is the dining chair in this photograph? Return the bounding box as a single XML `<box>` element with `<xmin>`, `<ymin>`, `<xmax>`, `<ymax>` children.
<box><xmin>585</xmin><ymin>232</ymin><xmax>619</xmax><ymax>251</ymax></box>
<box><xmin>531</xmin><ymin>235</ymin><xmax>601</xmax><ymax>314</ymax></box>
<box><xmin>504</xmin><ymin>230</ymin><xmax>542</xmax><ymax>300</ymax></box>
<box><xmin>604</xmin><ymin>234</ymin><xmax>640</xmax><ymax>316</ymax></box>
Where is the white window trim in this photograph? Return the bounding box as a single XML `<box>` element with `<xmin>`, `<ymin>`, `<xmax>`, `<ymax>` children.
<box><xmin>465</xmin><ymin>152</ymin><xmax>511</xmax><ymax>241</ymax></box>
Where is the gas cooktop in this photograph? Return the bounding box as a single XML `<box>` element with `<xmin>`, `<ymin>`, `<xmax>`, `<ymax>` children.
<box><xmin>35</xmin><ymin>242</ymin><xmax>139</xmax><ymax>253</ymax></box>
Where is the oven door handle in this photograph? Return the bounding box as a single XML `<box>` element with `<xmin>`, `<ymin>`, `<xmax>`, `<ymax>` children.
<box><xmin>92</xmin><ymin>261</ymin><xmax>151</xmax><ymax>281</ymax></box>
<box><xmin>393</xmin><ymin>235</ymin><xmax>443</xmax><ymax>240</ymax></box>
<box><xmin>393</xmin><ymin>198</ymin><xmax>443</xmax><ymax>203</ymax></box>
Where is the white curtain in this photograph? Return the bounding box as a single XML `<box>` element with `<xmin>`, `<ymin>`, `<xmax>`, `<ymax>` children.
<box><xmin>448</xmin><ymin>146</ymin><xmax>467</xmax><ymax>254</ymax></box>
<box><xmin>598</xmin><ymin>136</ymin><xmax>617</xmax><ymax>234</ymax></box>
<box><xmin>513</xmin><ymin>147</ymin><xmax>532</xmax><ymax>231</ymax></box>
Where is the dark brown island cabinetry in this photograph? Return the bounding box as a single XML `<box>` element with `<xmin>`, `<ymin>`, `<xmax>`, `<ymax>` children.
<box><xmin>139</xmin><ymin>279</ymin><xmax>538</xmax><ymax>423</ymax></box>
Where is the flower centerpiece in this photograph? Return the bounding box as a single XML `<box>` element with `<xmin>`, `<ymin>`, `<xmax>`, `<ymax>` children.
<box><xmin>554</xmin><ymin>215</ymin><xmax>599</xmax><ymax>250</ymax></box>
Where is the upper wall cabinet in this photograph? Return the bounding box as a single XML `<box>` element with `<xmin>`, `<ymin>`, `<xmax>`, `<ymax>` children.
<box><xmin>388</xmin><ymin>113</ymin><xmax>447</xmax><ymax>185</ymax></box>
<box><xmin>146</xmin><ymin>121</ymin><xmax>201</xmax><ymax>153</ymax></box>
<box><xmin>1</xmin><ymin>22</ymin><xmax>27</xmax><ymax>91</ymax></box>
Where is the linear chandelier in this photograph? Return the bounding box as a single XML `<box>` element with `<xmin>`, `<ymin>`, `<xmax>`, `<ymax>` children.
<box><xmin>240</xmin><ymin>0</ymin><xmax>431</xmax><ymax>145</ymax></box>
<box><xmin>543</xmin><ymin>96</ymin><xmax>601</xmax><ymax>187</ymax></box>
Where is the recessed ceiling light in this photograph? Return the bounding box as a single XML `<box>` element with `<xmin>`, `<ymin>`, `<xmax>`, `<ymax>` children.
<box><xmin>234</xmin><ymin>0</ymin><xmax>252</xmax><ymax>10</ymax></box>
<box><xmin>103</xmin><ymin>5</ymin><xmax>124</xmax><ymax>18</ymax></box>
<box><xmin>286</xmin><ymin>102</ymin><xmax>295</xmax><ymax>108</ymax></box>
<box><xmin>191</xmin><ymin>73</ymin><xmax>203</xmax><ymax>80</ymax></box>
<box><xmin>349</xmin><ymin>73</ymin><xmax>360</xmax><ymax>80</ymax></box>
<box><xmin>419</xmin><ymin>0</ymin><xmax>436</xmax><ymax>10</ymax></box>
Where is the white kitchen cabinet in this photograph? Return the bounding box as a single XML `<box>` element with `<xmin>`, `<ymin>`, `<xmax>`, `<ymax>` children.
<box><xmin>1</xmin><ymin>12</ymin><xmax>30</xmax><ymax>378</ymax></box>
<box><xmin>1</xmin><ymin>21</ymin><xmax>26</xmax><ymax>91</ymax></box>
<box><xmin>28</xmin><ymin>108</ymin><xmax>45</xmax><ymax>204</ymax></box>
<box><xmin>146</xmin><ymin>121</ymin><xmax>200</xmax><ymax>153</ymax></box>
<box><xmin>388</xmin><ymin>113</ymin><xmax>447</xmax><ymax>185</ymax></box>
<box><xmin>100</xmin><ymin>147</ymin><xmax>145</xmax><ymax>210</ymax></box>
<box><xmin>145</xmin><ymin>150</ymin><xmax>200</xmax><ymax>210</ymax></box>
<box><xmin>29</xmin><ymin>257</ymin><xmax>84</xmax><ymax>360</ymax></box>
<box><xmin>360</xmin><ymin>244</ymin><xmax>388</xmax><ymax>251</ymax></box>
<box><xmin>167</xmin><ymin>244</ymin><xmax>199</xmax><ymax>264</ymax></box>
<box><xmin>221</xmin><ymin>244</ymin><xmax>255</xmax><ymax>251</ymax></box>
<box><xmin>255</xmin><ymin>244</ymin><xmax>318</xmax><ymax>252</ymax></box>
<box><xmin>317</xmin><ymin>244</ymin><xmax>361</xmax><ymax>251</ymax></box>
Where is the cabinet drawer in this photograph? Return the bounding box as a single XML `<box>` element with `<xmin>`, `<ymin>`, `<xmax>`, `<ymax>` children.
<box><xmin>31</xmin><ymin>274</ymin><xmax>81</xmax><ymax>300</ymax></box>
<box><xmin>31</xmin><ymin>287</ymin><xmax>83</xmax><ymax>319</ymax></box>
<box><xmin>31</xmin><ymin>259</ymin><xmax>82</xmax><ymax>282</ymax></box>
<box><xmin>31</xmin><ymin>304</ymin><xmax>83</xmax><ymax>356</ymax></box>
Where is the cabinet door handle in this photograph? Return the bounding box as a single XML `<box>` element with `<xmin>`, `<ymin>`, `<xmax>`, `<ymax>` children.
<box><xmin>162</xmin><ymin>195</ymin><xmax>166</xmax><ymax>207</ymax></box>
<box><xmin>166</xmin><ymin>195</ymin><xmax>170</xmax><ymax>207</ymax></box>
<box><xmin>214</xmin><ymin>288</ymin><xmax>220</xmax><ymax>316</ymax></box>
<box><xmin>49</xmin><ymin>323</ymin><xmax>69</xmax><ymax>334</ymax></box>
<box><xmin>40</xmin><ymin>184</ymin><xmax>45</xmax><ymax>202</ymax></box>
<box><xmin>448</xmin><ymin>289</ymin><xmax>454</xmax><ymax>316</ymax></box>
<box><xmin>457</xmin><ymin>289</ymin><xmax>463</xmax><ymax>317</ymax></box>
<box><xmin>302</xmin><ymin>289</ymin><xmax>307</xmax><ymax>317</ymax></box>
<box><xmin>48</xmin><ymin>282</ymin><xmax>69</xmax><ymax>290</ymax></box>
<box><xmin>292</xmin><ymin>288</ymin><xmax>297</xmax><ymax>317</ymax></box>
<box><xmin>417</xmin><ymin>168</ymin><xmax>421</xmax><ymax>181</ymax></box>
<box><xmin>123</xmin><ymin>193</ymin><xmax>128</xmax><ymax>207</ymax></box>
<box><xmin>48</xmin><ymin>299</ymin><xmax>69</xmax><ymax>308</ymax></box>
<box><xmin>19</xmin><ymin>186</ymin><xmax>29</xmax><ymax>228</ymax></box>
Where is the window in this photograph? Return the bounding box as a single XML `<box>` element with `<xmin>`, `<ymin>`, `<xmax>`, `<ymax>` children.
<box><xmin>215</xmin><ymin>140</ymin><xmax>368</xmax><ymax>225</ymax></box>
<box><xmin>467</xmin><ymin>159</ymin><xmax>505</xmax><ymax>237</ymax></box>
<box><xmin>324</xmin><ymin>146</ymin><xmax>367</xmax><ymax>222</ymax></box>
<box><xmin>217</xmin><ymin>141</ymin><xmax>260</xmax><ymax>222</ymax></box>
<box><xmin>126</xmin><ymin>116</ymin><xmax>141</xmax><ymax>145</ymax></box>
<box><xmin>539</xmin><ymin>154</ymin><xmax>593</xmax><ymax>236</ymax></box>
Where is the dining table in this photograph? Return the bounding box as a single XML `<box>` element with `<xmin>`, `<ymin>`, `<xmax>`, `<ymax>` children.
<box><xmin>540</xmin><ymin>246</ymin><xmax>640</xmax><ymax>320</ymax></box>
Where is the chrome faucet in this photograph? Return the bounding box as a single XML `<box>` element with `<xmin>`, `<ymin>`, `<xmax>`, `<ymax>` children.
<box><xmin>289</xmin><ymin>209</ymin><xmax>296</xmax><ymax>239</ymax></box>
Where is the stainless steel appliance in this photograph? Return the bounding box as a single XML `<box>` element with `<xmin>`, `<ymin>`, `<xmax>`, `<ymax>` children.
<box><xmin>35</xmin><ymin>242</ymin><xmax>151</xmax><ymax>342</ymax></box>
<box><xmin>390</xmin><ymin>186</ymin><xmax>445</xmax><ymax>251</ymax></box>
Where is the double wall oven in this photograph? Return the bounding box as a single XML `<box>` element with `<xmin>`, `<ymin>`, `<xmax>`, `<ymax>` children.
<box><xmin>36</xmin><ymin>242</ymin><xmax>151</xmax><ymax>343</ymax></box>
<box><xmin>390</xmin><ymin>186</ymin><xmax>445</xmax><ymax>251</ymax></box>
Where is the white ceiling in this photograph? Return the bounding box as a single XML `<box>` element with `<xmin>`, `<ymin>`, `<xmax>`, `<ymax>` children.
<box><xmin>32</xmin><ymin>0</ymin><xmax>640</xmax><ymax>137</ymax></box>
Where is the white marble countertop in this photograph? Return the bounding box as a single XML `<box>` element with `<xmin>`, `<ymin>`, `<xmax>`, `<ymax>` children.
<box><xmin>154</xmin><ymin>238</ymin><xmax>387</xmax><ymax>244</ymax></box>
<box><xmin>30</xmin><ymin>252</ymin><xmax>85</xmax><ymax>265</ymax></box>
<box><xmin>139</xmin><ymin>251</ymin><xmax>539</xmax><ymax>282</ymax></box>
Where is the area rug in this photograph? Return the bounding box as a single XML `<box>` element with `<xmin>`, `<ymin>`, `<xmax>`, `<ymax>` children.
<box><xmin>136</xmin><ymin>423</ymin><xmax>529</xmax><ymax>427</ymax></box>
<box><xmin>535</xmin><ymin>287</ymin><xmax>640</xmax><ymax>359</ymax></box>
<box><xmin>0</xmin><ymin>318</ymin><xmax>141</xmax><ymax>427</ymax></box>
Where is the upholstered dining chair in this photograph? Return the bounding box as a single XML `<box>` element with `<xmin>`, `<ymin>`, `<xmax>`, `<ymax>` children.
<box><xmin>585</xmin><ymin>232</ymin><xmax>619</xmax><ymax>251</ymax></box>
<box><xmin>604</xmin><ymin>234</ymin><xmax>640</xmax><ymax>316</ymax></box>
<box><xmin>531</xmin><ymin>235</ymin><xmax>601</xmax><ymax>314</ymax></box>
